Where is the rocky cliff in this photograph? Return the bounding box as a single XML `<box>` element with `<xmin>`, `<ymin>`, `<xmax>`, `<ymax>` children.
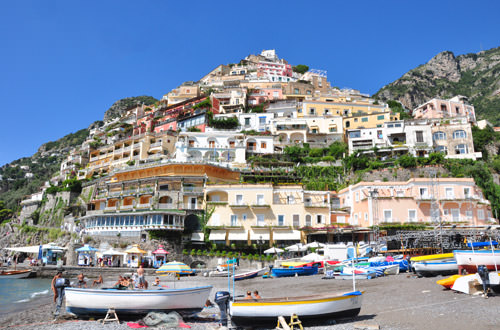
<box><xmin>103</xmin><ymin>95</ymin><xmax>158</xmax><ymax>121</ymax></box>
<box><xmin>375</xmin><ymin>46</ymin><xmax>500</xmax><ymax>124</ymax></box>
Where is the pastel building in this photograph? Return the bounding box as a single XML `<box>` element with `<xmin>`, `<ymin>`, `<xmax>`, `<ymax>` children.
<box><xmin>205</xmin><ymin>184</ymin><xmax>330</xmax><ymax>246</ymax></box>
<box><xmin>413</xmin><ymin>96</ymin><xmax>476</xmax><ymax>123</ymax></box>
<box><xmin>163</xmin><ymin>83</ymin><xmax>200</xmax><ymax>105</ymax></box>
<box><xmin>431</xmin><ymin>118</ymin><xmax>481</xmax><ymax>160</ymax></box>
<box><xmin>337</xmin><ymin>178</ymin><xmax>492</xmax><ymax>228</ymax></box>
<box><xmin>82</xmin><ymin>163</ymin><xmax>239</xmax><ymax>238</ymax></box>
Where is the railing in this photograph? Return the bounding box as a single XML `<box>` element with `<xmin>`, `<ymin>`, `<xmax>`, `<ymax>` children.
<box><xmin>120</xmin><ymin>204</ymin><xmax>134</xmax><ymax>210</ymax></box>
<box><xmin>104</xmin><ymin>206</ymin><xmax>117</xmax><ymax>211</ymax></box>
<box><xmin>158</xmin><ymin>203</ymin><xmax>175</xmax><ymax>209</ymax></box>
<box><xmin>182</xmin><ymin>186</ymin><xmax>204</xmax><ymax>193</ymax></box>
<box><xmin>150</xmin><ymin>142</ymin><xmax>162</xmax><ymax>148</ymax></box>
<box><xmin>136</xmin><ymin>203</ymin><xmax>151</xmax><ymax>209</ymax></box>
<box><xmin>179</xmin><ymin>203</ymin><xmax>203</xmax><ymax>210</ymax></box>
<box><xmin>304</xmin><ymin>202</ymin><xmax>330</xmax><ymax>207</ymax></box>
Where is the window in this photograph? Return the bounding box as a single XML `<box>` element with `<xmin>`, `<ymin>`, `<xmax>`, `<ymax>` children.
<box><xmin>287</xmin><ymin>195</ymin><xmax>295</xmax><ymax>204</ymax></box>
<box><xmin>353</xmin><ymin>214</ymin><xmax>358</xmax><ymax>224</ymax></box>
<box><xmin>293</xmin><ymin>214</ymin><xmax>300</xmax><ymax>227</ymax></box>
<box><xmin>465</xmin><ymin>210</ymin><xmax>473</xmax><ymax>219</ymax></box>
<box><xmin>415</xmin><ymin>131</ymin><xmax>424</xmax><ymax>143</ymax></box>
<box><xmin>306</xmin><ymin>90</ymin><xmax>312</xmax><ymax>95</ymax></box>
<box><xmin>355</xmin><ymin>192</ymin><xmax>359</xmax><ymax>202</ymax></box>
<box><xmin>278</xmin><ymin>215</ymin><xmax>284</xmax><ymax>226</ymax></box>
<box><xmin>244</xmin><ymin>118</ymin><xmax>251</xmax><ymax>126</ymax></box>
<box><xmin>433</xmin><ymin>131</ymin><xmax>446</xmax><ymax>140</ymax></box>
<box><xmin>384</xmin><ymin>210</ymin><xmax>392</xmax><ymax>222</ymax></box>
<box><xmin>435</xmin><ymin>146</ymin><xmax>447</xmax><ymax>154</ymax></box>
<box><xmin>455</xmin><ymin>144</ymin><xmax>468</xmax><ymax>154</ymax></box>
<box><xmin>329</xmin><ymin>127</ymin><xmax>337</xmax><ymax>132</ymax></box>
<box><xmin>305</xmin><ymin>215</ymin><xmax>312</xmax><ymax>226</ymax></box>
<box><xmin>257</xmin><ymin>214</ymin><xmax>265</xmax><ymax>226</ymax></box>
<box><xmin>453</xmin><ymin>130</ymin><xmax>466</xmax><ymax>139</ymax></box>
<box><xmin>362</xmin><ymin>117</ymin><xmax>368</xmax><ymax>122</ymax></box>
<box><xmin>259</xmin><ymin>117</ymin><xmax>266</xmax><ymax>125</ymax></box>
<box><xmin>294</xmin><ymin>88</ymin><xmax>299</xmax><ymax>94</ymax></box>
<box><xmin>236</xmin><ymin>194</ymin><xmax>243</xmax><ymax>205</ymax></box>
<box><xmin>445</xmin><ymin>187</ymin><xmax>454</xmax><ymax>198</ymax></box>
<box><xmin>477</xmin><ymin>209</ymin><xmax>485</xmax><ymax>220</ymax></box>
<box><xmin>256</xmin><ymin>194</ymin><xmax>264</xmax><ymax>205</ymax></box>
<box><xmin>451</xmin><ymin>209</ymin><xmax>460</xmax><ymax>222</ymax></box>
<box><xmin>408</xmin><ymin>209</ymin><xmax>417</xmax><ymax>222</ymax></box>
<box><xmin>345</xmin><ymin>121</ymin><xmax>350</xmax><ymax>128</ymax></box>
<box><xmin>364</xmin><ymin>213</ymin><xmax>368</xmax><ymax>221</ymax></box>
<box><xmin>309</xmin><ymin>108</ymin><xmax>316</xmax><ymax>115</ymax></box>
<box><xmin>419</xmin><ymin>188</ymin><xmax>428</xmax><ymax>198</ymax></box>
<box><xmin>354</xmin><ymin>118</ymin><xmax>358</xmax><ymax>122</ymax></box>
<box><xmin>377</xmin><ymin>115</ymin><xmax>385</xmax><ymax>120</ymax></box>
<box><xmin>464</xmin><ymin>187</ymin><xmax>471</xmax><ymax>198</ymax></box>
<box><xmin>261</xmin><ymin>142</ymin><xmax>267</xmax><ymax>149</ymax></box>
<box><xmin>316</xmin><ymin>215</ymin><xmax>323</xmax><ymax>224</ymax></box>
<box><xmin>230</xmin><ymin>215</ymin><xmax>238</xmax><ymax>226</ymax></box>
<box><xmin>242</xmin><ymin>214</ymin><xmax>247</xmax><ymax>221</ymax></box>
<box><xmin>324</xmin><ymin>109</ymin><xmax>330</xmax><ymax>115</ymax></box>
<box><xmin>337</xmin><ymin>216</ymin><xmax>345</xmax><ymax>223</ymax></box>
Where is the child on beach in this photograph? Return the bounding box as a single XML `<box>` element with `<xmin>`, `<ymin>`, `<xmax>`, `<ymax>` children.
<box><xmin>153</xmin><ymin>277</ymin><xmax>160</xmax><ymax>286</ymax></box>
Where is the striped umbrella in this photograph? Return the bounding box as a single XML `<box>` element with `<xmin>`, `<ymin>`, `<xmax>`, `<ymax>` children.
<box><xmin>156</xmin><ymin>261</ymin><xmax>194</xmax><ymax>275</ymax></box>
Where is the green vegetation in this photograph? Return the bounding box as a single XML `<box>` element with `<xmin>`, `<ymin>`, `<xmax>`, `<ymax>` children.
<box><xmin>0</xmin><ymin>201</ymin><xmax>12</xmax><ymax>224</ymax></box>
<box><xmin>207</xmin><ymin>112</ymin><xmax>239</xmax><ymax>130</ymax></box>
<box><xmin>292</xmin><ymin>64</ymin><xmax>309</xmax><ymax>74</ymax></box>
<box><xmin>192</xmin><ymin>98</ymin><xmax>211</xmax><ymax>110</ymax></box>
<box><xmin>43</xmin><ymin>129</ymin><xmax>89</xmax><ymax>152</ymax></box>
<box><xmin>387</xmin><ymin>100</ymin><xmax>412</xmax><ymax>120</ymax></box>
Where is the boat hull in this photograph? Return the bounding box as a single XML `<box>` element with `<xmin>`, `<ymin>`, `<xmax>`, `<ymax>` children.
<box><xmin>413</xmin><ymin>259</ymin><xmax>458</xmax><ymax>277</ymax></box>
<box><xmin>271</xmin><ymin>266</ymin><xmax>318</xmax><ymax>277</ymax></box>
<box><xmin>453</xmin><ymin>250</ymin><xmax>500</xmax><ymax>273</ymax></box>
<box><xmin>65</xmin><ymin>286</ymin><xmax>212</xmax><ymax>316</ymax></box>
<box><xmin>0</xmin><ymin>269</ymin><xmax>32</xmax><ymax>279</ymax></box>
<box><xmin>230</xmin><ymin>291</ymin><xmax>363</xmax><ymax>326</ymax></box>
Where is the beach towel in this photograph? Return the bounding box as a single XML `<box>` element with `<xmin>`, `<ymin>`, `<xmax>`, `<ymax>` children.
<box><xmin>127</xmin><ymin>322</ymin><xmax>148</xmax><ymax>328</ymax></box>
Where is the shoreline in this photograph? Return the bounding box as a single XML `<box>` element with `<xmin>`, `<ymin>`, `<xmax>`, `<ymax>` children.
<box><xmin>0</xmin><ymin>272</ymin><xmax>498</xmax><ymax>329</ymax></box>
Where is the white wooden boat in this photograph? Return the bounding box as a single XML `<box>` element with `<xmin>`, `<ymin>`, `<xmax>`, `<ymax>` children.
<box><xmin>65</xmin><ymin>285</ymin><xmax>212</xmax><ymax>316</ymax></box>
<box><xmin>230</xmin><ymin>291</ymin><xmax>363</xmax><ymax>326</ymax></box>
<box><xmin>383</xmin><ymin>264</ymin><xmax>400</xmax><ymax>275</ymax></box>
<box><xmin>234</xmin><ymin>268</ymin><xmax>266</xmax><ymax>281</ymax></box>
<box><xmin>413</xmin><ymin>259</ymin><xmax>458</xmax><ymax>277</ymax></box>
<box><xmin>454</xmin><ymin>250</ymin><xmax>500</xmax><ymax>273</ymax></box>
<box><xmin>0</xmin><ymin>269</ymin><xmax>32</xmax><ymax>279</ymax></box>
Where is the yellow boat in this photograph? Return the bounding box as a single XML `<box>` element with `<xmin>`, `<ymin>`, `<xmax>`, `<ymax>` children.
<box><xmin>410</xmin><ymin>253</ymin><xmax>454</xmax><ymax>262</ymax></box>
<box><xmin>280</xmin><ymin>261</ymin><xmax>307</xmax><ymax>268</ymax></box>
<box><xmin>436</xmin><ymin>274</ymin><xmax>462</xmax><ymax>289</ymax></box>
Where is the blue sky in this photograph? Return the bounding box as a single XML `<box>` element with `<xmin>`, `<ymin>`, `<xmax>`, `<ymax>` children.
<box><xmin>1</xmin><ymin>0</ymin><xmax>499</xmax><ymax>166</ymax></box>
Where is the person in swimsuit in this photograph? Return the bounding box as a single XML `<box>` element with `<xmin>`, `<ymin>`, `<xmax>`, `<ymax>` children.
<box><xmin>77</xmin><ymin>273</ymin><xmax>87</xmax><ymax>288</ymax></box>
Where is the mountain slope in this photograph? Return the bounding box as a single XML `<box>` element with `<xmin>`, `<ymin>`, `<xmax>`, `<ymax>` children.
<box><xmin>374</xmin><ymin>46</ymin><xmax>500</xmax><ymax>124</ymax></box>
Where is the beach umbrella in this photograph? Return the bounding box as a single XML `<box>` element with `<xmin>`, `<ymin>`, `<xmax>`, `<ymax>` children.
<box><xmin>156</xmin><ymin>261</ymin><xmax>194</xmax><ymax>275</ymax></box>
<box><xmin>264</xmin><ymin>247</ymin><xmax>284</xmax><ymax>254</ymax></box>
<box><xmin>285</xmin><ymin>244</ymin><xmax>307</xmax><ymax>252</ymax></box>
<box><xmin>301</xmin><ymin>252</ymin><xmax>323</xmax><ymax>261</ymax></box>
<box><xmin>304</xmin><ymin>241</ymin><xmax>325</xmax><ymax>249</ymax></box>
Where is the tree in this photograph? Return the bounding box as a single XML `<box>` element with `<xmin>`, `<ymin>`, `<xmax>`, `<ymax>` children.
<box><xmin>397</xmin><ymin>154</ymin><xmax>417</xmax><ymax>168</ymax></box>
<box><xmin>0</xmin><ymin>201</ymin><xmax>12</xmax><ymax>224</ymax></box>
<box><xmin>292</xmin><ymin>64</ymin><xmax>309</xmax><ymax>74</ymax></box>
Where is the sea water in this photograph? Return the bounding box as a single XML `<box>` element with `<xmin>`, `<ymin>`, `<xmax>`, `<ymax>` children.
<box><xmin>0</xmin><ymin>278</ymin><xmax>52</xmax><ymax>315</ymax></box>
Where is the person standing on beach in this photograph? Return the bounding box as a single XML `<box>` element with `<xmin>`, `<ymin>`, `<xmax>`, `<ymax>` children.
<box><xmin>51</xmin><ymin>271</ymin><xmax>65</xmax><ymax>316</ymax></box>
<box><xmin>137</xmin><ymin>264</ymin><xmax>145</xmax><ymax>289</ymax></box>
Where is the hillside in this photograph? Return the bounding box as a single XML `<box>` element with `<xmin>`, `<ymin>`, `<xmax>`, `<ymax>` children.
<box><xmin>374</xmin><ymin>46</ymin><xmax>500</xmax><ymax>124</ymax></box>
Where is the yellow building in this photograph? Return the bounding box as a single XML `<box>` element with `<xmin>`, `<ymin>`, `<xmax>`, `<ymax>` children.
<box><xmin>343</xmin><ymin>111</ymin><xmax>400</xmax><ymax>132</ymax></box>
<box><xmin>205</xmin><ymin>184</ymin><xmax>331</xmax><ymax>247</ymax></box>
<box><xmin>299</xmin><ymin>99</ymin><xmax>390</xmax><ymax>118</ymax></box>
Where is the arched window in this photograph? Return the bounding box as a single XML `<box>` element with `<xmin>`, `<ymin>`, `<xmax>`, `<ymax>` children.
<box><xmin>435</xmin><ymin>146</ymin><xmax>448</xmax><ymax>154</ymax></box>
<box><xmin>433</xmin><ymin>131</ymin><xmax>446</xmax><ymax>140</ymax></box>
<box><xmin>453</xmin><ymin>130</ymin><xmax>466</xmax><ymax>139</ymax></box>
<box><xmin>455</xmin><ymin>144</ymin><xmax>468</xmax><ymax>154</ymax></box>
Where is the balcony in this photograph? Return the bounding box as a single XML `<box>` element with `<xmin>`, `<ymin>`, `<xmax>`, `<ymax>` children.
<box><xmin>158</xmin><ymin>203</ymin><xmax>175</xmax><ymax>210</ymax></box>
<box><xmin>230</xmin><ymin>203</ymin><xmax>249</xmax><ymax>208</ymax></box>
<box><xmin>120</xmin><ymin>204</ymin><xmax>134</xmax><ymax>211</ymax></box>
<box><xmin>182</xmin><ymin>186</ymin><xmax>204</xmax><ymax>194</ymax></box>
<box><xmin>136</xmin><ymin>203</ymin><xmax>151</xmax><ymax>209</ymax></box>
<box><xmin>150</xmin><ymin>142</ymin><xmax>162</xmax><ymax>148</ymax></box>
<box><xmin>251</xmin><ymin>203</ymin><xmax>270</xmax><ymax>209</ymax></box>
<box><xmin>104</xmin><ymin>206</ymin><xmax>117</xmax><ymax>212</ymax></box>
<box><xmin>304</xmin><ymin>202</ymin><xmax>330</xmax><ymax>208</ymax></box>
<box><xmin>179</xmin><ymin>203</ymin><xmax>203</xmax><ymax>210</ymax></box>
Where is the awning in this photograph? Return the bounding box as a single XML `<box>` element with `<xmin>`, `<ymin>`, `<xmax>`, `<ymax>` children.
<box><xmin>273</xmin><ymin>230</ymin><xmax>301</xmax><ymax>241</ymax></box>
<box><xmin>249</xmin><ymin>230</ymin><xmax>270</xmax><ymax>240</ymax></box>
<box><xmin>191</xmin><ymin>232</ymin><xmax>205</xmax><ymax>242</ymax></box>
<box><xmin>228</xmin><ymin>230</ymin><xmax>248</xmax><ymax>241</ymax></box>
<box><xmin>208</xmin><ymin>230</ymin><xmax>226</xmax><ymax>241</ymax></box>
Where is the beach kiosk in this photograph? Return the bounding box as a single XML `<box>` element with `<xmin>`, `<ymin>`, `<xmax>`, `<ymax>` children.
<box><xmin>75</xmin><ymin>244</ymin><xmax>98</xmax><ymax>266</ymax></box>
<box><xmin>125</xmin><ymin>244</ymin><xmax>147</xmax><ymax>268</ymax></box>
<box><xmin>152</xmin><ymin>245</ymin><xmax>169</xmax><ymax>268</ymax></box>
<box><xmin>101</xmin><ymin>249</ymin><xmax>127</xmax><ymax>267</ymax></box>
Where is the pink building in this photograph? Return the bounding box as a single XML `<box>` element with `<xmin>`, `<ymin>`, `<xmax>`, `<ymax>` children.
<box><xmin>257</xmin><ymin>61</ymin><xmax>293</xmax><ymax>82</ymax></box>
<box><xmin>248</xmin><ymin>88</ymin><xmax>283</xmax><ymax>106</ymax></box>
<box><xmin>337</xmin><ymin>177</ymin><xmax>492</xmax><ymax>227</ymax></box>
<box><xmin>413</xmin><ymin>96</ymin><xmax>476</xmax><ymax>123</ymax></box>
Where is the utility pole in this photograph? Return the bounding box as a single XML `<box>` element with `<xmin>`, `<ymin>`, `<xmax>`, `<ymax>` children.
<box><xmin>429</xmin><ymin>170</ymin><xmax>443</xmax><ymax>253</ymax></box>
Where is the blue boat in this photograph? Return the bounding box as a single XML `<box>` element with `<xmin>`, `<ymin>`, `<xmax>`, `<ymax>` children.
<box><xmin>271</xmin><ymin>266</ymin><xmax>318</xmax><ymax>277</ymax></box>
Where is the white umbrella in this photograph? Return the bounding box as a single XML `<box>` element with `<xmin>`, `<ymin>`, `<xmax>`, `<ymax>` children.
<box><xmin>301</xmin><ymin>252</ymin><xmax>323</xmax><ymax>261</ymax></box>
<box><xmin>285</xmin><ymin>244</ymin><xmax>307</xmax><ymax>252</ymax></box>
<box><xmin>305</xmin><ymin>242</ymin><xmax>325</xmax><ymax>249</ymax></box>
<box><xmin>264</xmin><ymin>247</ymin><xmax>284</xmax><ymax>254</ymax></box>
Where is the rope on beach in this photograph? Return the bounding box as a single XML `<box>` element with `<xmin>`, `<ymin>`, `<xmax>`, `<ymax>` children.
<box><xmin>0</xmin><ymin>319</ymin><xmax>86</xmax><ymax>329</ymax></box>
<box><xmin>377</xmin><ymin>295</ymin><xmax>479</xmax><ymax>314</ymax></box>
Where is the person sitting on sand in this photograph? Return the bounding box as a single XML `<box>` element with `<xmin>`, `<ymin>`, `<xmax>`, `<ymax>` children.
<box><xmin>244</xmin><ymin>291</ymin><xmax>252</xmax><ymax>299</ymax></box>
<box><xmin>92</xmin><ymin>274</ymin><xmax>103</xmax><ymax>287</ymax></box>
<box><xmin>77</xmin><ymin>273</ymin><xmax>87</xmax><ymax>288</ymax></box>
<box><xmin>253</xmin><ymin>290</ymin><xmax>261</xmax><ymax>299</ymax></box>
<box><xmin>153</xmin><ymin>277</ymin><xmax>160</xmax><ymax>286</ymax></box>
<box><xmin>114</xmin><ymin>276</ymin><xmax>124</xmax><ymax>286</ymax></box>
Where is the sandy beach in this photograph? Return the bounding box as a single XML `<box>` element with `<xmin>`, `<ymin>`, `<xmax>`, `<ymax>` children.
<box><xmin>0</xmin><ymin>271</ymin><xmax>497</xmax><ymax>330</ymax></box>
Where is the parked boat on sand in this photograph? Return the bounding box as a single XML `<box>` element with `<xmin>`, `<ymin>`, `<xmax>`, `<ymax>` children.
<box><xmin>65</xmin><ymin>286</ymin><xmax>212</xmax><ymax>316</ymax></box>
<box><xmin>271</xmin><ymin>266</ymin><xmax>318</xmax><ymax>277</ymax></box>
<box><xmin>229</xmin><ymin>291</ymin><xmax>363</xmax><ymax>326</ymax></box>
<box><xmin>413</xmin><ymin>259</ymin><xmax>458</xmax><ymax>277</ymax></box>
